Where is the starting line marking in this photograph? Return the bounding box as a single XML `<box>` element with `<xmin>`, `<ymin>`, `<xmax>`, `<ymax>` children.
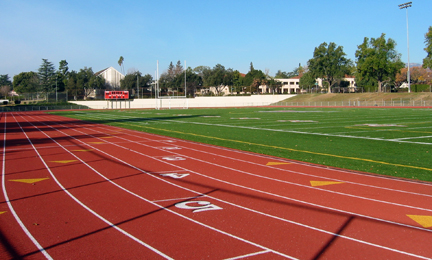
<box><xmin>407</xmin><ymin>215</ymin><xmax>432</xmax><ymax>228</ymax></box>
<box><xmin>9</xmin><ymin>178</ymin><xmax>49</xmax><ymax>184</ymax></box>
<box><xmin>310</xmin><ymin>181</ymin><xmax>344</xmax><ymax>187</ymax></box>
<box><xmin>50</xmin><ymin>160</ymin><xmax>77</xmax><ymax>164</ymax></box>
<box><xmin>266</xmin><ymin>162</ymin><xmax>291</xmax><ymax>166</ymax></box>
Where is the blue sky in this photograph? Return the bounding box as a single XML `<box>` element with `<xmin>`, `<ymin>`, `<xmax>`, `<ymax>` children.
<box><xmin>1</xmin><ymin>0</ymin><xmax>431</xmax><ymax>79</ymax></box>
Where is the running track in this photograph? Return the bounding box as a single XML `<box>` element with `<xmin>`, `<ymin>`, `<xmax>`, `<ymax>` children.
<box><xmin>1</xmin><ymin>111</ymin><xmax>432</xmax><ymax>259</ymax></box>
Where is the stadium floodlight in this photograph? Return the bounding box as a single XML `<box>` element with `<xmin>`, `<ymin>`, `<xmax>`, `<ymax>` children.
<box><xmin>399</xmin><ymin>2</ymin><xmax>412</xmax><ymax>93</ymax></box>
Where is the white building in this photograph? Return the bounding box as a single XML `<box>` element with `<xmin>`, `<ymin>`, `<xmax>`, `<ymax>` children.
<box><xmin>95</xmin><ymin>67</ymin><xmax>125</xmax><ymax>89</ymax></box>
<box><xmin>261</xmin><ymin>75</ymin><xmax>357</xmax><ymax>94</ymax></box>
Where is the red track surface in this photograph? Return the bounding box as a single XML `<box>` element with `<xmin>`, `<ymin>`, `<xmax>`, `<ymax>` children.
<box><xmin>1</xmin><ymin>111</ymin><xmax>432</xmax><ymax>259</ymax></box>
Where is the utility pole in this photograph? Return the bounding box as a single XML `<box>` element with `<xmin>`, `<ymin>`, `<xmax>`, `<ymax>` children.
<box><xmin>399</xmin><ymin>2</ymin><xmax>412</xmax><ymax>93</ymax></box>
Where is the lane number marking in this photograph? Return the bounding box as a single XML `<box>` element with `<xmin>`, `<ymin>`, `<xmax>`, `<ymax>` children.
<box><xmin>175</xmin><ymin>201</ymin><xmax>223</xmax><ymax>213</ymax></box>
<box><xmin>160</xmin><ymin>173</ymin><xmax>190</xmax><ymax>179</ymax></box>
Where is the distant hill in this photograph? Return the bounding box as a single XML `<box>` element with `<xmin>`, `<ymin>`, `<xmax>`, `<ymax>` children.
<box><xmin>407</xmin><ymin>63</ymin><xmax>422</xmax><ymax>68</ymax></box>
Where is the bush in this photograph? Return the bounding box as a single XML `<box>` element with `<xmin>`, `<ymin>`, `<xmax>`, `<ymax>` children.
<box><xmin>412</xmin><ymin>84</ymin><xmax>431</xmax><ymax>92</ymax></box>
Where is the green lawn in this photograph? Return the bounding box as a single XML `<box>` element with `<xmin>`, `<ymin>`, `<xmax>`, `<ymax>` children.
<box><xmin>51</xmin><ymin>107</ymin><xmax>432</xmax><ymax>182</ymax></box>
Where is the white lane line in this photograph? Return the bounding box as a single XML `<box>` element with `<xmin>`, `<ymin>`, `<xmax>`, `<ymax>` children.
<box><xmin>20</xmin><ymin>113</ymin><xmax>298</xmax><ymax>260</ymax></box>
<box><xmin>12</xmin><ymin>113</ymin><xmax>174</xmax><ymax>260</ymax></box>
<box><xmin>90</xmin><ymin>117</ymin><xmax>432</xmax><ymax>191</ymax></box>
<box><xmin>152</xmin><ymin>196</ymin><xmax>202</xmax><ymax>203</ymax></box>
<box><xmin>40</xmin><ymin>113</ymin><xmax>432</xmax><ymax>223</ymax></box>
<box><xmin>170</xmin><ymin>142</ymin><xmax>432</xmax><ymax>199</ymax></box>
<box><xmin>62</xmin><ymin>116</ymin><xmax>432</xmax><ymax>210</ymax></box>
<box><xmin>2</xmin><ymin>114</ymin><xmax>53</xmax><ymax>259</ymax></box>
<box><xmin>32</xmin><ymin>113</ymin><xmax>432</xmax><ymax>259</ymax></box>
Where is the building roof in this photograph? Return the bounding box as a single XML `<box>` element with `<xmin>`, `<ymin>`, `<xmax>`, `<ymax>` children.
<box><xmin>94</xmin><ymin>66</ymin><xmax>124</xmax><ymax>77</ymax></box>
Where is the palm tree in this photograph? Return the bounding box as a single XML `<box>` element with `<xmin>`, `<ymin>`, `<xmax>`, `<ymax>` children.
<box><xmin>118</xmin><ymin>56</ymin><xmax>124</xmax><ymax>75</ymax></box>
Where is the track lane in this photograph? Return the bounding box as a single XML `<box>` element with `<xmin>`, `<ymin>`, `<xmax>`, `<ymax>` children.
<box><xmin>15</xmin><ymin>112</ymin><xmax>298</xmax><ymax>259</ymax></box>
<box><xmin>6</xmin><ymin>113</ymin><xmax>177</xmax><ymax>259</ymax></box>
<box><xmin>26</xmin><ymin>112</ymin><xmax>432</xmax><ymax>258</ymax></box>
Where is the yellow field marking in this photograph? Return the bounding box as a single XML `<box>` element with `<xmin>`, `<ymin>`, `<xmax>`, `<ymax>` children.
<box><xmin>9</xmin><ymin>178</ymin><xmax>49</xmax><ymax>184</ymax></box>
<box><xmin>118</xmin><ymin>123</ymin><xmax>432</xmax><ymax>172</ymax></box>
<box><xmin>50</xmin><ymin>160</ymin><xmax>77</xmax><ymax>164</ymax></box>
<box><xmin>89</xmin><ymin>142</ymin><xmax>105</xmax><ymax>144</ymax></box>
<box><xmin>407</xmin><ymin>215</ymin><xmax>432</xmax><ymax>228</ymax></box>
<box><xmin>101</xmin><ymin>136</ymin><xmax>114</xmax><ymax>139</ymax></box>
<box><xmin>72</xmin><ymin>149</ymin><xmax>93</xmax><ymax>152</ymax></box>
<box><xmin>0</xmin><ymin>211</ymin><xmax>6</xmax><ymax>215</ymax></box>
<box><xmin>266</xmin><ymin>162</ymin><xmax>291</xmax><ymax>166</ymax></box>
<box><xmin>310</xmin><ymin>181</ymin><xmax>344</xmax><ymax>187</ymax></box>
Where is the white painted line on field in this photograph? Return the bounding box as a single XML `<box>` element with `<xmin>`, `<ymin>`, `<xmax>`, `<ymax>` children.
<box><xmin>165</xmin><ymin>119</ymin><xmax>432</xmax><ymax>145</ymax></box>
<box><xmin>391</xmin><ymin>135</ymin><xmax>432</xmax><ymax>141</ymax></box>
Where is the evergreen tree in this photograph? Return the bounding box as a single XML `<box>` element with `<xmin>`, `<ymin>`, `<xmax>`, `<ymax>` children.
<box><xmin>38</xmin><ymin>59</ymin><xmax>56</xmax><ymax>92</ymax></box>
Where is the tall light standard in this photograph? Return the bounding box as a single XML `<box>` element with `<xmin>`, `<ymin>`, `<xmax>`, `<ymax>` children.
<box><xmin>399</xmin><ymin>1</ymin><xmax>412</xmax><ymax>93</ymax></box>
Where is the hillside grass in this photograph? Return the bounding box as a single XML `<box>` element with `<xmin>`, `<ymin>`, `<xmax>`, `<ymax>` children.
<box><xmin>283</xmin><ymin>93</ymin><xmax>432</xmax><ymax>103</ymax></box>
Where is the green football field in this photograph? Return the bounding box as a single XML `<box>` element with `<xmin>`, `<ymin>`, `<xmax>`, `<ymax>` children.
<box><xmin>51</xmin><ymin>107</ymin><xmax>432</xmax><ymax>182</ymax></box>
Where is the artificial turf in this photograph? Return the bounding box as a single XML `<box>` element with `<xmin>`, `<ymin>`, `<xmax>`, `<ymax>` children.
<box><xmin>51</xmin><ymin>107</ymin><xmax>432</xmax><ymax>182</ymax></box>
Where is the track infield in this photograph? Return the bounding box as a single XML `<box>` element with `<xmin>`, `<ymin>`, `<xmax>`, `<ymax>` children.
<box><xmin>1</xmin><ymin>111</ymin><xmax>432</xmax><ymax>259</ymax></box>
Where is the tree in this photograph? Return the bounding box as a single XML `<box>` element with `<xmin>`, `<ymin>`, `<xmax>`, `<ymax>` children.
<box><xmin>243</xmin><ymin>69</ymin><xmax>265</xmax><ymax>88</ymax></box>
<box><xmin>38</xmin><ymin>59</ymin><xmax>56</xmax><ymax>93</ymax></box>
<box><xmin>57</xmin><ymin>60</ymin><xmax>69</xmax><ymax>92</ymax></box>
<box><xmin>307</xmin><ymin>42</ymin><xmax>351</xmax><ymax>93</ymax></box>
<box><xmin>266</xmin><ymin>78</ymin><xmax>282</xmax><ymax>94</ymax></box>
<box><xmin>66</xmin><ymin>70</ymin><xmax>77</xmax><ymax>99</ymax></box>
<box><xmin>275</xmin><ymin>70</ymin><xmax>289</xmax><ymax>78</ymax></box>
<box><xmin>299</xmin><ymin>71</ymin><xmax>317</xmax><ymax>90</ymax></box>
<box><xmin>0</xmin><ymin>86</ymin><xmax>10</xmax><ymax>98</ymax></box>
<box><xmin>120</xmin><ymin>71</ymin><xmax>152</xmax><ymax>96</ymax></box>
<box><xmin>174</xmin><ymin>60</ymin><xmax>183</xmax><ymax>75</ymax></box>
<box><xmin>355</xmin><ymin>33</ymin><xmax>404</xmax><ymax>92</ymax></box>
<box><xmin>232</xmin><ymin>70</ymin><xmax>243</xmax><ymax>93</ymax></box>
<box><xmin>423</xmin><ymin>26</ymin><xmax>432</xmax><ymax>69</ymax></box>
<box><xmin>0</xmin><ymin>74</ymin><xmax>12</xmax><ymax>88</ymax></box>
<box><xmin>175</xmin><ymin>67</ymin><xmax>202</xmax><ymax>97</ymax></box>
<box><xmin>206</xmin><ymin>64</ymin><xmax>227</xmax><ymax>95</ymax></box>
<box><xmin>13</xmin><ymin>72</ymin><xmax>39</xmax><ymax>93</ymax></box>
<box><xmin>118</xmin><ymin>56</ymin><xmax>125</xmax><ymax>75</ymax></box>
<box><xmin>76</xmin><ymin>67</ymin><xmax>94</xmax><ymax>99</ymax></box>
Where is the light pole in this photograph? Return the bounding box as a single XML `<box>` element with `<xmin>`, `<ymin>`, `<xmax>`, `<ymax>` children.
<box><xmin>55</xmin><ymin>74</ymin><xmax>58</xmax><ymax>102</ymax></box>
<box><xmin>399</xmin><ymin>1</ymin><xmax>412</xmax><ymax>93</ymax></box>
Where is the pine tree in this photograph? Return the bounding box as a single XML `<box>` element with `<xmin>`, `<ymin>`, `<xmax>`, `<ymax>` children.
<box><xmin>38</xmin><ymin>59</ymin><xmax>56</xmax><ymax>93</ymax></box>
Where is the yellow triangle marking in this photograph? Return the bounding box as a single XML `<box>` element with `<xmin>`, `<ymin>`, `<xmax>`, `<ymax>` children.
<box><xmin>407</xmin><ymin>215</ymin><xmax>432</xmax><ymax>228</ymax></box>
<box><xmin>50</xmin><ymin>160</ymin><xmax>77</xmax><ymax>164</ymax></box>
<box><xmin>0</xmin><ymin>211</ymin><xmax>6</xmax><ymax>215</ymax></box>
<box><xmin>101</xmin><ymin>136</ymin><xmax>113</xmax><ymax>139</ymax></box>
<box><xmin>72</xmin><ymin>149</ymin><xmax>93</xmax><ymax>152</ymax></box>
<box><xmin>266</xmin><ymin>162</ymin><xmax>291</xmax><ymax>166</ymax></box>
<box><xmin>310</xmin><ymin>181</ymin><xmax>344</xmax><ymax>187</ymax></box>
<box><xmin>9</xmin><ymin>178</ymin><xmax>49</xmax><ymax>184</ymax></box>
<box><xmin>89</xmin><ymin>142</ymin><xmax>104</xmax><ymax>144</ymax></box>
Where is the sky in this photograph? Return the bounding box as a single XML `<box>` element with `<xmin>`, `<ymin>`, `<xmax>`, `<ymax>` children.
<box><xmin>1</xmin><ymin>0</ymin><xmax>431</xmax><ymax>80</ymax></box>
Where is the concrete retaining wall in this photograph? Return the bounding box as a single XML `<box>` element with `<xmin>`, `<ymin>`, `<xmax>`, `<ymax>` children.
<box><xmin>69</xmin><ymin>95</ymin><xmax>295</xmax><ymax>109</ymax></box>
